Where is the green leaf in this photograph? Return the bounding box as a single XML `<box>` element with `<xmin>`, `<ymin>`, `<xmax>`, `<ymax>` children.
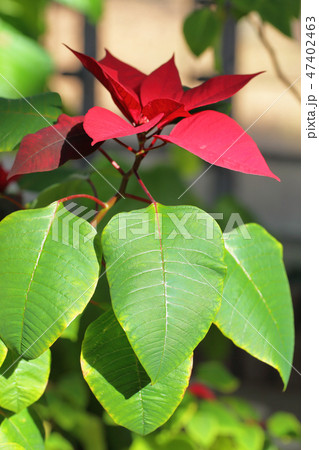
<box><xmin>214</xmin><ymin>224</ymin><xmax>294</xmax><ymax>388</ymax></box>
<box><xmin>0</xmin><ymin>340</ymin><xmax>7</xmax><ymax>367</ymax></box>
<box><xmin>0</xmin><ymin>93</ymin><xmax>62</xmax><ymax>152</ymax></box>
<box><xmin>0</xmin><ymin>444</ymin><xmax>25</xmax><ymax>449</ymax></box>
<box><xmin>267</xmin><ymin>412</ymin><xmax>301</xmax><ymax>441</ymax></box>
<box><xmin>0</xmin><ymin>0</ymin><xmax>47</xmax><ymax>39</ymax></box>
<box><xmin>0</xmin><ymin>349</ymin><xmax>50</xmax><ymax>412</ymax></box>
<box><xmin>0</xmin><ymin>19</ymin><xmax>54</xmax><ymax>98</ymax></box>
<box><xmin>222</xmin><ymin>396</ymin><xmax>261</xmax><ymax>422</ymax></box>
<box><xmin>231</xmin><ymin>0</ymin><xmax>299</xmax><ymax>37</ymax></box>
<box><xmin>44</xmin><ymin>432</ymin><xmax>73</xmax><ymax>450</ymax></box>
<box><xmin>185</xmin><ymin>410</ymin><xmax>219</xmax><ymax>447</ymax></box>
<box><xmin>81</xmin><ymin>307</ymin><xmax>193</xmax><ymax>435</ymax></box>
<box><xmin>0</xmin><ymin>409</ymin><xmax>45</xmax><ymax>450</ymax></box>
<box><xmin>102</xmin><ymin>204</ymin><xmax>226</xmax><ymax>383</ymax></box>
<box><xmin>183</xmin><ymin>8</ymin><xmax>222</xmax><ymax>56</ymax></box>
<box><xmin>0</xmin><ymin>202</ymin><xmax>101</xmax><ymax>359</ymax></box>
<box><xmin>32</xmin><ymin>177</ymin><xmax>92</xmax><ymax>209</ymax></box>
<box><xmin>234</xmin><ymin>423</ymin><xmax>264</xmax><ymax>450</ymax></box>
<box><xmin>195</xmin><ymin>361</ymin><xmax>239</xmax><ymax>394</ymax></box>
<box><xmin>55</xmin><ymin>0</ymin><xmax>103</xmax><ymax>23</ymax></box>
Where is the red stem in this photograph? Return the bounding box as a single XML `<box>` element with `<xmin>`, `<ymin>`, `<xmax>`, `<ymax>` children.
<box><xmin>58</xmin><ymin>194</ymin><xmax>106</xmax><ymax>209</ymax></box>
<box><xmin>133</xmin><ymin>170</ymin><xmax>156</xmax><ymax>204</ymax></box>
<box><xmin>125</xmin><ymin>193</ymin><xmax>152</xmax><ymax>204</ymax></box>
<box><xmin>113</xmin><ymin>138</ymin><xmax>136</xmax><ymax>153</ymax></box>
<box><xmin>98</xmin><ymin>148</ymin><xmax>125</xmax><ymax>175</ymax></box>
<box><xmin>0</xmin><ymin>193</ymin><xmax>24</xmax><ymax>209</ymax></box>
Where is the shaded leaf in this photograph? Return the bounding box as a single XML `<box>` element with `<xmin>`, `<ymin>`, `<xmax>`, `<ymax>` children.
<box><xmin>0</xmin><ymin>409</ymin><xmax>45</xmax><ymax>450</ymax></box>
<box><xmin>214</xmin><ymin>224</ymin><xmax>294</xmax><ymax>388</ymax></box>
<box><xmin>0</xmin><ymin>349</ymin><xmax>50</xmax><ymax>412</ymax></box>
<box><xmin>81</xmin><ymin>307</ymin><xmax>193</xmax><ymax>435</ymax></box>
<box><xmin>0</xmin><ymin>93</ymin><xmax>62</xmax><ymax>153</ymax></box>
<box><xmin>0</xmin><ymin>202</ymin><xmax>101</xmax><ymax>359</ymax></box>
<box><xmin>102</xmin><ymin>203</ymin><xmax>226</xmax><ymax>383</ymax></box>
<box><xmin>9</xmin><ymin>114</ymin><xmax>98</xmax><ymax>178</ymax></box>
<box><xmin>183</xmin><ymin>8</ymin><xmax>222</xmax><ymax>57</ymax></box>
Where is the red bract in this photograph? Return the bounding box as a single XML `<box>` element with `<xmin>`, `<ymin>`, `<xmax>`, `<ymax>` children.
<box><xmin>188</xmin><ymin>383</ymin><xmax>216</xmax><ymax>401</ymax></box>
<box><xmin>70</xmin><ymin>47</ymin><xmax>278</xmax><ymax>181</ymax></box>
<box><xmin>9</xmin><ymin>115</ymin><xmax>98</xmax><ymax>179</ymax></box>
<box><xmin>9</xmin><ymin>47</ymin><xmax>278</xmax><ymax>181</ymax></box>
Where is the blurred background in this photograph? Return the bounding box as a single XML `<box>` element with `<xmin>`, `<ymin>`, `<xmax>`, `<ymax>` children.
<box><xmin>0</xmin><ymin>0</ymin><xmax>301</xmax><ymax>449</ymax></box>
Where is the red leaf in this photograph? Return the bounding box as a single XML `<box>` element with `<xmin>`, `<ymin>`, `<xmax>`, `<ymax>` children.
<box><xmin>83</xmin><ymin>107</ymin><xmax>163</xmax><ymax>145</ymax></box>
<box><xmin>156</xmin><ymin>111</ymin><xmax>279</xmax><ymax>180</ymax></box>
<box><xmin>99</xmin><ymin>49</ymin><xmax>147</xmax><ymax>92</ymax></box>
<box><xmin>140</xmin><ymin>56</ymin><xmax>184</xmax><ymax>106</ymax></box>
<box><xmin>9</xmin><ymin>115</ymin><xmax>98</xmax><ymax>178</ymax></box>
<box><xmin>189</xmin><ymin>383</ymin><xmax>216</xmax><ymax>401</ymax></box>
<box><xmin>141</xmin><ymin>98</ymin><xmax>190</xmax><ymax>128</ymax></box>
<box><xmin>182</xmin><ymin>72</ymin><xmax>263</xmax><ymax>111</ymax></box>
<box><xmin>67</xmin><ymin>46</ymin><xmax>141</xmax><ymax>123</ymax></box>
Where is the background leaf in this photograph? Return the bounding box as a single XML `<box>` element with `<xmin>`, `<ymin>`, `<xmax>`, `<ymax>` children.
<box><xmin>0</xmin><ymin>19</ymin><xmax>54</xmax><ymax>98</ymax></box>
<box><xmin>195</xmin><ymin>361</ymin><xmax>239</xmax><ymax>394</ymax></box>
<box><xmin>183</xmin><ymin>8</ymin><xmax>222</xmax><ymax>57</ymax></box>
<box><xmin>0</xmin><ymin>0</ymin><xmax>47</xmax><ymax>39</ymax></box>
<box><xmin>0</xmin><ymin>349</ymin><xmax>50</xmax><ymax>412</ymax></box>
<box><xmin>102</xmin><ymin>203</ymin><xmax>226</xmax><ymax>383</ymax></box>
<box><xmin>0</xmin><ymin>202</ymin><xmax>100</xmax><ymax>359</ymax></box>
<box><xmin>266</xmin><ymin>411</ymin><xmax>301</xmax><ymax>441</ymax></box>
<box><xmin>214</xmin><ymin>224</ymin><xmax>294</xmax><ymax>388</ymax></box>
<box><xmin>55</xmin><ymin>0</ymin><xmax>103</xmax><ymax>23</ymax></box>
<box><xmin>0</xmin><ymin>409</ymin><xmax>45</xmax><ymax>450</ymax></box>
<box><xmin>0</xmin><ymin>93</ymin><xmax>62</xmax><ymax>152</ymax></box>
<box><xmin>81</xmin><ymin>307</ymin><xmax>193</xmax><ymax>435</ymax></box>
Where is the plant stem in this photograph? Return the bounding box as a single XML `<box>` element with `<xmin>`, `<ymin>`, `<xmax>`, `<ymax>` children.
<box><xmin>0</xmin><ymin>193</ymin><xmax>24</xmax><ymax>209</ymax></box>
<box><xmin>255</xmin><ymin>21</ymin><xmax>301</xmax><ymax>102</ymax></box>
<box><xmin>58</xmin><ymin>194</ymin><xmax>107</xmax><ymax>209</ymax></box>
<box><xmin>98</xmin><ymin>148</ymin><xmax>125</xmax><ymax>175</ymax></box>
<box><xmin>113</xmin><ymin>138</ymin><xmax>136</xmax><ymax>153</ymax></box>
<box><xmin>124</xmin><ymin>193</ymin><xmax>152</xmax><ymax>204</ymax></box>
<box><xmin>133</xmin><ymin>169</ymin><xmax>156</xmax><ymax>204</ymax></box>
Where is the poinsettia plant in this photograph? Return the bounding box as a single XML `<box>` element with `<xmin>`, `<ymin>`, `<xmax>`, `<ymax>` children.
<box><xmin>0</xmin><ymin>47</ymin><xmax>294</xmax><ymax>441</ymax></box>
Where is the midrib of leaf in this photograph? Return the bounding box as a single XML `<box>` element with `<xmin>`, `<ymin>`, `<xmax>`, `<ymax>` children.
<box><xmin>19</xmin><ymin>203</ymin><xmax>59</xmax><ymax>353</ymax></box>
<box><xmin>153</xmin><ymin>203</ymin><xmax>168</xmax><ymax>383</ymax></box>
<box><xmin>225</xmin><ymin>245</ymin><xmax>286</xmax><ymax>353</ymax></box>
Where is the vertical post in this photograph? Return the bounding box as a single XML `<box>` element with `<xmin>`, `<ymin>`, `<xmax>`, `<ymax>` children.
<box><xmin>82</xmin><ymin>18</ymin><xmax>97</xmax><ymax>114</ymax></box>
<box><xmin>214</xmin><ymin>0</ymin><xmax>236</xmax><ymax>197</ymax></box>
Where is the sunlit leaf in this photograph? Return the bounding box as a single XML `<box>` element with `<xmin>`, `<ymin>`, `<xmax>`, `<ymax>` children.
<box><xmin>102</xmin><ymin>204</ymin><xmax>226</xmax><ymax>383</ymax></box>
<box><xmin>215</xmin><ymin>224</ymin><xmax>294</xmax><ymax>388</ymax></box>
<box><xmin>0</xmin><ymin>202</ymin><xmax>101</xmax><ymax>358</ymax></box>
<box><xmin>0</xmin><ymin>349</ymin><xmax>50</xmax><ymax>412</ymax></box>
